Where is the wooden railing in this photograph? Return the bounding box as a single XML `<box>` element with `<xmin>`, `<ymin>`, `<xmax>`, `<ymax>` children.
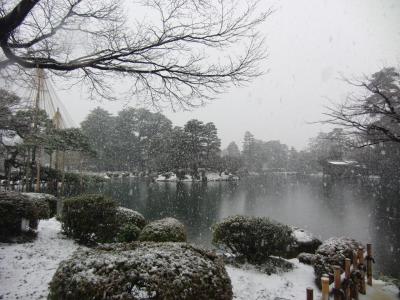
<box><xmin>307</xmin><ymin>243</ymin><xmax>374</xmax><ymax>300</ymax></box>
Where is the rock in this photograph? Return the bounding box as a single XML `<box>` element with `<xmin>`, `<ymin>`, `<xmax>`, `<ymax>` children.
<box><xmin>116</xmin><ymin>207</ymin><xmax>146</xmax><ymax>229</ymax></box>
<box><xmin>297</xmin><ymin>252</ymin><xmax>316</xmax><ymax>265</ymax></box>
<box><xmin>313</xmin><ymin>237</ymin><xmax>363</xmax><ymax>287</ymax></box>
<box><xmin>48</xmin><ymin>242</ymin><xmax>232</xmax><ymax>300</ymax></box>
<box><xmin>286</xmin><ymin>227</ymin><xmax>322</xmax><ymax>258</ymax></box>
<box><xmin>139</xmin><ymin>217</ymin><xmax>187</xmax><ymax>242</ymax></box>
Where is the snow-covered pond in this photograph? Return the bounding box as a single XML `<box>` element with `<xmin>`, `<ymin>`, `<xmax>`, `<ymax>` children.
<box><xmin>82</xmin><ymin>175</ymin><xmax>399</xmax><ymax>279</ymax></box>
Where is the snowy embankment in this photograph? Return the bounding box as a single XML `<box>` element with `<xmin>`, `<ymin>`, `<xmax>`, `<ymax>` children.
<box><xmin>0</xmin><ymin>219</ymin><xmax>398</xmax><ymax>300</ymax></box>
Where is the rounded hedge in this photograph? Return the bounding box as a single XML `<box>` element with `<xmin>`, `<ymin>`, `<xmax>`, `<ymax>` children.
<box><xmin>116</xmin><ymin>207</ymin><xmax>146</xmax><ymax>229</ymax></box>
<box><xmin>212</xmin><ymin>215</ymin><xmax>294</xmax><ymax>263</ymax></box>
<box><xmin>0</xmin><ymin>192</ymin><xmax>39</xmax><ymax>241</ymax></box>
<box><xmin>139</xmin><ymin>217</ymin><xmax>187</xmax><ymax>242</ymax></box>
<box><xmin>61</xmin><ymin>194</ymin><xmax>118</xmax><ymax>244</ymax></box>
<box><xmin>48</xmin><ymin>242</ymin><xmax>233</xmax><ymax>300</ymax></box>
<box><xmin>22</xmin><ymin>193</ymin><xmax>58</xmax><ymax>219</ymax></box>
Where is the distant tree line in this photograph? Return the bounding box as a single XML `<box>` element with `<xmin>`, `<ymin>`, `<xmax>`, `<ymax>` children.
<box><xmin>80</xmin><ymin>108</ymin><xmax>222</xmax><ymax>173</ymax></box>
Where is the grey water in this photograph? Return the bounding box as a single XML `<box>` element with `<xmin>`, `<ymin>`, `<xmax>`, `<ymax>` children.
<box><xmin>83</xmin><ymin>175</ymin><xmax>399</xmax><ymax>279</ymax></box>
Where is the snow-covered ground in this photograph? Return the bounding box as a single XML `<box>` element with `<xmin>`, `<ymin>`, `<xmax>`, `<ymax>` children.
<box><xmin>0</xmin><ymin>219</ymin><xmax>398</xmax><ymax>300</ymax></box>
<box><xmin>0</xmin><ymin>219</ymin><xmax>78</xmax><ymax>300</ymax></box>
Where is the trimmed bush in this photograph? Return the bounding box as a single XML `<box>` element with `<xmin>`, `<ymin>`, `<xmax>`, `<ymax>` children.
<box><xmin>49</xmin><ymin>242</ymin><xmax>232</xmax><ymax>300</ymax></box>
<box><xmin>61</xmin><ymin>194</ymin><xmax>118</xmax><ymax>244</ymax></box>
<box><xmin>139</xmin><ymin>217</ymin><xmax>187</xmax><ymax>242</ymax></box>
<box><xmin>212</xmin><ymin>215</ymin><xmax>294</xmax><ymax>263</ymax></box>
<box><xmin>116</xmin><ymin>223</ymin><xmax>141</xmax><ymax>242</ymax></box>
<box><xmin>116</xmin><ymin>207</ymin><xmax>146</xmax><ymax>229</ymax></box>
<box><xmin>0</xmin><ymin>192</ymin><xmax>39</xmax><ymax>241</ymax></box>
<box><xmin>22</xmin><ymin>193</ymin><xmax>58</xmax><ymax>219</ymax></box>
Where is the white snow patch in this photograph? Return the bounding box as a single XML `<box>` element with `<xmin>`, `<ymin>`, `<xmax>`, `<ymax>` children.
<box><xmin>227</xmin><ymin>259</ymin><xmax>322</xmax><ymax>300</ymax></box>
<box><xmin>0</xmin><ymin>218</ymin><xmax>79</xmax><ymax>300</ymax></box>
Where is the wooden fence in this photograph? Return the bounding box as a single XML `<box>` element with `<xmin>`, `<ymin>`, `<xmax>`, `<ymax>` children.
<box><xmin>307</xmin><ymin>243</ymin><xmax>374</xmax><ymax>300</ymax></box>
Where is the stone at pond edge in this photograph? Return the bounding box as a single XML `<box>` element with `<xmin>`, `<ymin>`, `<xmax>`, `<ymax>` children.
<box><xmin>297</xmin><ymin>252</ymin><xmax>317</xmax><ymax>265</ymax></box>
<box><xmin>313</xmin><ymin>237</ymin><xmax>363</xmax><ymax>287</ymax></box>
<box><xmin>286</xmin><ymin>227</ymin><xmax>322</xmax><ymax>258</ymax></box>
<box><xmin>48</xmin><ymin>242</ymin><xmax>233</xmax><ymax>300</ymax></box>
<box><xmin>139</xmin><ymin>217</ymin><xmax>187</xmax><ymax>242</ymax></box>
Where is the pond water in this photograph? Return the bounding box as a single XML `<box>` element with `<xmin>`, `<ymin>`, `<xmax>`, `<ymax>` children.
<box><xmin>83</xmin><ymin>175</ymin><xmax>399</xmax><ymax>279</ymax></box>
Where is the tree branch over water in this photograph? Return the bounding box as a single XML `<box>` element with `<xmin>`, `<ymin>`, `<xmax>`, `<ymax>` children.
<box><xmin>0</xmin><ymin>0</ymin><xmax>271</xmax><ymax>108</ymax></box>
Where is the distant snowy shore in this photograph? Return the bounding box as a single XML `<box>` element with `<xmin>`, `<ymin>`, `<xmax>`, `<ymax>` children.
<box><xmin>1</xmin><ymin>219</ymin><xmax>398</xmax><ymax>300</ymax></box>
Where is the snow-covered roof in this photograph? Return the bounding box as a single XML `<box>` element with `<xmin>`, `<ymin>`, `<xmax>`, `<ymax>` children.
<box><xmin>326</xmin><ymin>160</ymin><xmax>358</xmax><ymax>166</ymax></box>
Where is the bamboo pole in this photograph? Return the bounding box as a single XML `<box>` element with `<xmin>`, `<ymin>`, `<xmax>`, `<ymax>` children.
<box><xmin>35</xmin><ymin>146</ymin><xmax>42</xmax><ymax>192</ymax></box>
<box><xmin>60</xmin><ymin>151</ymin><xmax>65</xmax><ymax>196</ymax></box>
<box><xmin>344</xmin><ymin>258</ymin><xmax>351</xmax><ymax>300</ymax></box>
<box><xmin>333</xmin><ymin>266</ymin><xmax>341</xmax><ymax>300</ymax></box>
<box><xmin>352</xmin><ymin>250</ymin><xmax>359</xmax><ymax>300</ymax></box>
<box><xmin>306</xmin><ymin>287</ymin><xmax>313</xmax><ymax>300</ymax></box>
<box><xmin>366</xmin><ymin>244</ymin><xmax>373</xmax><ymax>286</ymax></box>
<box><xmin>358</xmin><ymin>247</ymin><xmax>366</xmax><ymax>294</ymax></box>
<box><xmin>321</xmin><ymin>277</ymin><xmax>330</xmax><ymax>300</ymax></box>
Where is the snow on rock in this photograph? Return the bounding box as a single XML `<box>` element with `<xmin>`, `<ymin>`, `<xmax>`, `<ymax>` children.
<box><xmin>288</xmin><ymin>227</ymin><xmax>322</xmax><ymax>257</ymax></box>
<box><xmin>48</xmin><ymin>242</ymin><xmax>232</xmax><ymax>300</ymax></box>
<box><xmin>0</xmin><ymin>218</ymin><xmax>79</xmax><ymax>300</ymax></box>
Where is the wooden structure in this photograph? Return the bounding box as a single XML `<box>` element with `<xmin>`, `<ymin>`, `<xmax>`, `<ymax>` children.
<box><xmin>306</xmin><ymin>243</ymin><xmax>374</xmax><ymax>300</ymax></box>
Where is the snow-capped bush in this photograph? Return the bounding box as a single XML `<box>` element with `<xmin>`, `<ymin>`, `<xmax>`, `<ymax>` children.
<box><xmin>61</xmin><ymin>194</ymin><xmax>118</xmax><ymax>244</ymax></box>
<box><xmin>48</xmin><ymin>242</ymin><xmax>233</xmax><ymax>300</ymax></box>
<box><xmin>313</xmin><ymin>237</ymin><xmax>363</xmax><ymax>287</ymax></box>
<box><xmin>22</xmin><ymin>193</ymin><xmax>57</xmax><ymax>219</ymax></box>
<box><xmin>115</xmin><ymin>207</ymin><xmax>146</xmax><ymax>229</ymax></box>
<box><xmin>212</xmin><ymin>215</ymin><xmax>294</xmax><ymax>263</ymax></box>
<box><xmin>0</xmin><ymin>192</ymin><xmax>39</xmax><ymax>241</ymax></box>
<box><xmin>139</xmin><ymin>217</ymin><xmax>187</xmax><ymax>242</ymax></box>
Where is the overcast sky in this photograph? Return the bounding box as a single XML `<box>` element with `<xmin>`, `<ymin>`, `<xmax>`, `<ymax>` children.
<box><xmin>56</xmin><ymin>0</ymin><xmax>400</xmax><ymax>150</ymax></box>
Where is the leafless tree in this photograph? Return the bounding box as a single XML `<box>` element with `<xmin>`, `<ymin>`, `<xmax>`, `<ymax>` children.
<box><xmin>0</xmin><ymin>0</ymin><xmax>271</xmax><ymax>108</ymax></box>
<box><xmin>323</xmin><ymin>67</ymin><xmax>400</xmax><ymax>146</ymax></box>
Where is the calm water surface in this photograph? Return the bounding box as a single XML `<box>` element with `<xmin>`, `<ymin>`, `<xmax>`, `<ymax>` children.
<box><xmin>84</xmin><ymin>175</ymin><xmax>399</xmax><ymax>279</ymax></box>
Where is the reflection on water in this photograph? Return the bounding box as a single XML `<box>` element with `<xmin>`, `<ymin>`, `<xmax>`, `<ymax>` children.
<box><xmin>84</xmin><ymin>175</ymin><xmax>399</xmax><ymax>279</ymax></box>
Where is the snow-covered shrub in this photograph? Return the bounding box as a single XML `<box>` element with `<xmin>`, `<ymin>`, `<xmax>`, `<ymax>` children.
<box><xmin>61</xmin><ymin>194</ymin><xmax>118</xmax><ymax>244</ymax></box>
<box><xmin>22</xmin><ymin>193</ymin><xmax>58</xmax><ymax>219</ymax></box>
<box><xmin>212</xmin><ymin>215</ymin><xmax>294</xmax><ymax>263</ymax></box>
<box><xmin>313</xmin><ymin>237</ymin><xmax>363</xmax><ymax>287</ymax></box>
<box><xmin>116</xmin><ymin>223</ymin><xmax>141</xmax><ymax>242</ymax></box>
<box><xmin>139</xmin><ymin>217</ymin><xmax>187</xmax><ymax>242</ymax></box>
<box><xmin>0</xmin><ymin>192</ymin><xmax>39</xmax><ymax>241</ymax></box>
<box><xmin>48</xmin><ymin>242</ymin><xmax>233</xmax><ymax>300</ymax></box>
<box><xmin>116</xmin><ymin>207</ymin><xmax>146</xmax><ymax>229</ymax></box>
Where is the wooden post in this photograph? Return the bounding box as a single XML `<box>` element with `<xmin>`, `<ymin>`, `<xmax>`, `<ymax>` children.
<box><xmin>352</xmin><ymin>250</ymin><xmax>359</xmax><ymax>300</ymax></box>
<box><xmin>357</xmin><ymin>247</ymin><xmax>366</xmax><ymax>294</ymax></box>
<box><xmin>344</xmin><ymin>258</ymin><xmax>351</xmax><ymax>300</ymax></box>
<box><xmin>333</xmin><ymin>266</ymin><xmax>341</xmax><ymax>300</ymax></box>
<box><xmin>306</xmin><ymin>287</ymin><xmax>313</xmax><ymax>300</ymax></box>
<box><xmin>366</xmin><ymin>244</ymin><xmax>373</xmax><ymax>286</ymax></box>
<box><xmin>321</xmin><ymin>277</ymin><xmax>330</xmax><ymax>300</ymax></box>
